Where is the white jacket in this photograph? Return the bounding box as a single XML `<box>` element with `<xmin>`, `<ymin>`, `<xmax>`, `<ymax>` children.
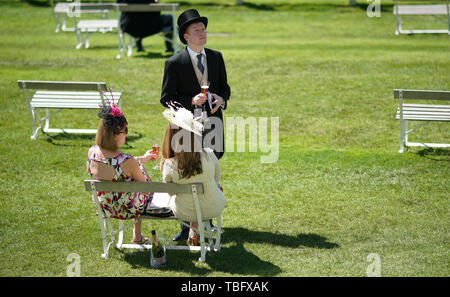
<box><xmin>162</xmin><ymin>148</ymin><xmax>226</xmax><ymax>221</ymax></box>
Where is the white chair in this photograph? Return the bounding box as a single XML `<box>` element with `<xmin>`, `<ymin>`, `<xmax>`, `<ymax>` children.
<box><xmin>84</xmin><ymin>180</ymin><xmax>222</xmax><ymax>262</ymax></box>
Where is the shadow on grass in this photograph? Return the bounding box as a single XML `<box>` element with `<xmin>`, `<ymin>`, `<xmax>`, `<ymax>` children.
<box><xmin>20</xmin><ymin>0</ymin><xmax>51</xmax><ymax>7</ymax></box>
<box><xmin>21</xmin><ymin>0</ymin><xmax>395</xmax><ymax>12</ymax></box>
<box><xmin>417</xmin><ymin>148</ymin><xmax>450</xmax><ymax>162</ymax></box>
<box><xmin>121</xmin><ymin>227</ymin><xmax>339</xmax><ymax>276</ymax></box>
<box><xmin>354</xmin><ymin>3</ymin><xmax>393</xmax><ymax>13</ymax></box>
<box><xmin>44</xmin><ymin>131</ymin><xmax>143</xmax><ymax>148</ymax></box>
<box><xmin>79</xmin><ymin>48</ymin><xmax>169</xmax><ymax>59</ymax></box>
<box><xmin>221</xmin><ymin>227</ymin><xmax>340</xmax><ymax>249</ymax></box>
<box><xmin>174</xmin><ymin>1</ymin><xmax>394</xmax><ymax>12</ymax></box>
<box><xmin>133</xmin><ymin>51</ymin><xmax>172</xmax><ymax>59</ymax></box>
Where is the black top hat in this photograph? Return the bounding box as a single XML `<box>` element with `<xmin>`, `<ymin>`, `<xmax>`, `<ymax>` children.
<box><xmin>177</xmin><ymin>9</ymin><xmax>208</xmax><ymax>45</ymax></box>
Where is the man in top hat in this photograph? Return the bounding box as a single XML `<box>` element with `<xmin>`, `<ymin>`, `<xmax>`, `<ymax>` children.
<box><xmin>160</xmin><ymin>8</ymin><xmax>230</xmax><ymax>160</ymax></box>
<box><xmin>160</xmin><ymin>8</ymin><xmax>230</xmax><ymax>242</ymax></box>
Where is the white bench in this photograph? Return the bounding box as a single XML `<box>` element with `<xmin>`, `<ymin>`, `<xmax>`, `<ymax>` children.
<box><xmin>84</xmin><ymin>180</ymin><xmax>222</xmax><ymax>262</ymax></box>
<box><xmin>394</xmin><ymin>89</ymin><xmax>450</xmax><ymax>153</ymax></box>
<box><xmin>71</xmin><ymin>3</ymin><xmax>179</xmax><ymax>58</ymax></box>
<box><xmin>51</xmin><ymin>1</ymin><xmax>113</xmax><ymax>33</ymax></box>
<box><xmin>18</xmin><ymin>80</ymin><xmax>121</xmax><ymax>140</ymax></box>
<box><xmin>72</xmin><ymin>3</ymin><xmax>119</xmax><ymax>49</ymax></box>
<box><xmin>393</xmin><ymin>0</ymin><xmax>450</xmax><ymax>35</ymax></box>
<box><xmin>53</xmin><ymin>1</ymin><xmax>72</xmax><ymax>32</ymax></box>
<box><xmin>115</xmin><ymin>3</ymin><xmax>179</xmax><ymax>58</ymax></box>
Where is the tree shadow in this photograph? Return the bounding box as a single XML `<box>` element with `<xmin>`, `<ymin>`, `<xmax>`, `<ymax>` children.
<box><xmin>121</xmin><ymin>226</ymin><xmax>339</xmax><ymax>276</ymax></box>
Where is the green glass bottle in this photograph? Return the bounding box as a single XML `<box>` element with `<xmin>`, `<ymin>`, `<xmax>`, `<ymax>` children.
<box><xmin>151</xmin><ymin>230</ymin><xmax>166</xmax><ymax>266</ymax></box>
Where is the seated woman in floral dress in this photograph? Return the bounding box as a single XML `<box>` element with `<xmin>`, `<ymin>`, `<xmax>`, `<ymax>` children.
<box><xmin>87</xmin><ymin>103</ymin><xmax>157</xmax><ymax>244</ymax></box>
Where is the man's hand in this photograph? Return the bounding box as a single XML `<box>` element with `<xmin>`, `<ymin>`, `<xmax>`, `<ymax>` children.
<box><xmin>210</xmin><ymin>93</ymin><xmax>224</xmax><ymax>114</ymax></box>
<box><xmin>192</xmin><ymin>93</ymin><xmax>207</xmax><ymax>107</ymax></box>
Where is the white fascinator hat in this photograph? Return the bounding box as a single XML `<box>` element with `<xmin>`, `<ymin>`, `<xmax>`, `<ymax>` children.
<box><xmin>162</xmin><ymin>104</ymin><xmax>204</xmax><ymax>136</ymax></box>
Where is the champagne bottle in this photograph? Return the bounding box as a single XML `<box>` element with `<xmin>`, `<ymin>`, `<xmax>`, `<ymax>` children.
<box><xmin>151</xmin><ymin>230</ymin><xmax>166</xmax><ymax>266</ymax></box>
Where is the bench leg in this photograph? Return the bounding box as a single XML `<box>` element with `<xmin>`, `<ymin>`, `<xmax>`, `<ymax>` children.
<box><xmin>29</xmin><ymin>107</ymin><xmax>40</xmax><ymax>140</ymax></box>
<box><xmin>214</xmin><ymin>216</ymin><xmax>222</xmax><ymax>252</ymax></box>
<box><xmin>399</xmin><ymin>119</ymin><xmax>406</xmax><ymax>153</ymax></box>
<box><xmin>198</xmin><ymin>220</ymin><xmax>207</xmax><ymax>262</ymax></box>
<box><xmin>117</xmin><ymin>220</ymin><xmax>124</xmax><ymax>248</ymax></box>
<box><xmin>404</xmin><ymin>120</ymin><xmax>409</xmax><ymax>148</ymax></box>
<box><xmin>205</xmin><ymin>220</ymin><xmax>213</xmax><ymax>250</ymax></box>
<box><xmin>85</xmin><ymin>32</ymin><xmax>90</xmax><ymax>49</ymax></box>
<box><xmin>127</xmin><ymin>35</ymin><xmax>133</xmax><ymax>57</ymax></box>
<box><xmin>117</xmin><ymin>30</ymin><xmax>123</xmax><ymax>59</ymax></box>
<box><xmin>106</xmin><ymin>218</ymin><xmax>117</xmax><ymax>249</ymax></box>
<box><xmin>43</xmin><ymin>108</ymin><xmax>50</xmax><ymax>132</ymax></box>
<box><xmin>76</xmin><ymin>29</ymin><xmax>83</xmax><ymax>49</ymax></box>
<box><xmin>399</xmin><ymin>125</ymin><xmax>404</xmax><ymax>153</ymax></box>
<box><xmin>54</xmin><ymin>13</ymin><xmax>61</xmax><ymax>33</ymax></box>
<box><xmin>60</xmin><ymin>15</ymin><xmax>67</xmax><ymax>32</ymax></box>
<box><xmin>97</xmin><ymin>215</ymin><xmax>110</xmax><ymax>259</ymax></box>
<box><xmin>395</xmin><ymin>15</ymin><xmax>402</xmax><ymax>35</ymax></box>
<box><xmin>105</xmin><ymin>219</ymin><xmax>128</xmax><ymax>250</ymax></box>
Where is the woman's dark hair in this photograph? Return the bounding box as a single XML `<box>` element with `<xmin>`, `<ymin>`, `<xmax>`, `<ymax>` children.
<box><xmin>95</xmin><ymin>105</ymin><xmax>127</xmax><ymax>151</ymax></box>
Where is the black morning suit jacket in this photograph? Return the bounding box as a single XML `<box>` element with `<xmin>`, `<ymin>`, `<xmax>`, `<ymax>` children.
<box><xmin>160</xmin><ymin>47</ymin><xmax>231</xmax><ymax>159</ymax></box>
<box><xmin>117</xmin><ymin>0</ymin><xmax>162</xmax><ymax>38</ymax></box>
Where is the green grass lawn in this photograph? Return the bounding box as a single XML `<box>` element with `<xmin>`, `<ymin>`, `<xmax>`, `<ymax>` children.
<box><xmin>0</xmin><ymin>0</ymin><xmax>448</xmax><ymax>277</ymax></box>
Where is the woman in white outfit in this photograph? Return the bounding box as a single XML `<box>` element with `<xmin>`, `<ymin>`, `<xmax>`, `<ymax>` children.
<box><xmin>160</xmin><ymin>109</ymin><xmax>225</xmax><ymax>245</ymax></box>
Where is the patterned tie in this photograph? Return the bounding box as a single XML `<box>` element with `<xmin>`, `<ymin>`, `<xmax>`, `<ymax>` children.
<box><xmin>197</xmin><ymin>53</ymin><xmax>204</xmax><ymax>74</ymax></box>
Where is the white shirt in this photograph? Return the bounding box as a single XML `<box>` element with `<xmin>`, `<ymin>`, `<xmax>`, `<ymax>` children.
<box><xmin>186</xmin><ymin>46</ymin><xmax>206</xmax><ymax>70</ymax></box>
<box><xmin>162</xmin><ymin>148</ymin><xmax>226</xmax><ymax>221</ymax></box>
<box><xmin>186</xmin><ymin>47</ymin><xmax>225</xmax><ymax>110</ymax></box>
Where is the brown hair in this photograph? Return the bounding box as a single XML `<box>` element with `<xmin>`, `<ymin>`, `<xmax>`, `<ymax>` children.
<box><xmin>160</xmin><ymin>124</ymin><xmax>202</xmax><ymax>179</ymax></box>
<box><xmin>95</xmin><ymin>119</ymin><xmax>127</xmax><ymax>151</ymax></box>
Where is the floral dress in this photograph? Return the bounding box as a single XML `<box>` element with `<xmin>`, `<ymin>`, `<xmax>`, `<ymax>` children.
<box><xmin>87</xmin><ymin>145</ymin><xmax>152</xmax><ymax>220</ymax></box>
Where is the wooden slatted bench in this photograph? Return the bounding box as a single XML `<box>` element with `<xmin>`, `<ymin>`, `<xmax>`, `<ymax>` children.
<box><xmin>393</xmin><ymin>0</ymin><xmax>450</xmax><ymax>35</ymax></box>
<box><xmin>84</xmin><ymin>180</ymin><xmax>222</xmax><ymax>262</ymax></box>
<box><xmin>394</xmin><ymin>89</ymin><xmax>450</xmax><ymax>152</ymax></box>
<box><xmin>18</xmin><ymin>80</ymin><xmax>121</xmax><ymax>140</ymax></box>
